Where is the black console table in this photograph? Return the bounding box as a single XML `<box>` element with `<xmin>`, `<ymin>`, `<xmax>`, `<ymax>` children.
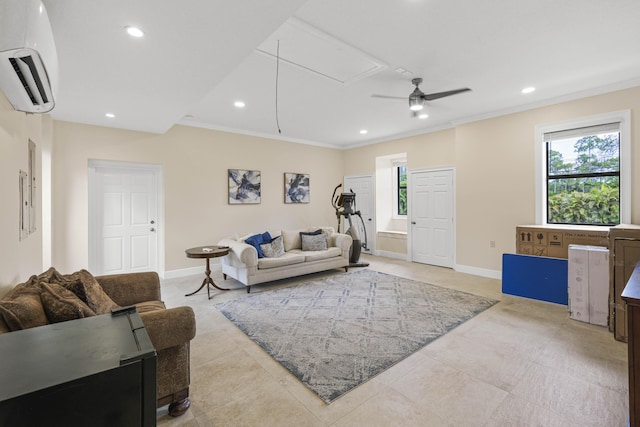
<box><xmin>0</xmin><ymin>308</ymin><xmax>157</xmax><ymax>427</ymax></box>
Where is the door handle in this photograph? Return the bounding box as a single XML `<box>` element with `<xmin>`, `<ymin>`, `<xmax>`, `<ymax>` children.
<box><xmin>150</xmin><ymin>228</ymin><xmax>156</xmax><ymax>232</ymax></box>
<box><xmin>411</xmin><ymin>221</ymin><xmax>416</xmax><ymax>225</ymax></box>
<box><xmin>150</xmin><ymin>220</ymin><xmax>155</xmax><ymax>224</ymax></box>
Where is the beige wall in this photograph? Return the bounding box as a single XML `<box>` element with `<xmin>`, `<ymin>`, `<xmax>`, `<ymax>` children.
<box><xmin>52</xmin><ymin>122</ymin><xmax>344</xmax><ymax>273</ymax></box>
<box><xmin>343</xmin><ymin>128</ymin><xmax>456</xmax><ymax>174</ymax></box>
<box><xmin>1</xmin><ymin>86</ymin><xmax>638</xmax><ymax>286</ymax></box>
<box><xmin>377</xmin><ymin>232</ymin><xmax>408</xmax><ymax>256</ymax></box>
<box><xmin>0</xmin><ymin>93</ymin><xmax>53</xmax><ymax>293</ymax></box>
<box><xmin>344</xmin><ymin>86</ymin><xmax>640</xmax><ymax>273</ymax></box>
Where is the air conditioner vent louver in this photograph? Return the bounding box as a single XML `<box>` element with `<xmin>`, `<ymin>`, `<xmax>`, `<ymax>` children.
<box><xmin>10</xmin><ymin>55</ymin><xmax>50</xmax><ymax>106</ymax></box>
<box><xmin>0</xmin><ymin>0</ymin><xmax>58</xmax><ymax>114</ymax></box>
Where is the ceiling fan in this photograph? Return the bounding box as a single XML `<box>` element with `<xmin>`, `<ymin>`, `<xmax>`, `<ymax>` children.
<box><xmin>372</xmin><ymin>78</ymin><xmax>471</xmax><ymax>112</ymax></box>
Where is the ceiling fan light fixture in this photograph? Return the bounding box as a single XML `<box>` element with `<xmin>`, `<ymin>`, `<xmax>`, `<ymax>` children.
<box><xmin>409</xmin><ymin>86</ymin><xmax>424</xmax><ymax>111</ymax></box>
<box><xmin>409</xmin><ymin>98</ymin><xmax>424</xmax><ymax>111</ymax></box>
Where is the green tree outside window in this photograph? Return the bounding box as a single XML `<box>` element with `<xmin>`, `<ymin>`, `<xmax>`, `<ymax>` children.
<box><xmin>398</xmin><ymin>165</ymin><xmax>407</xmax><ymax>216</ymax></box>
<box><xmin>547</xmin><ymin>132</ymin><xmax>620</xmax><ymax>225</ymax></box>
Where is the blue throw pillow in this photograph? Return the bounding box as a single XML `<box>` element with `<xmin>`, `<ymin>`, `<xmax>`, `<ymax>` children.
<box><xmin>245</xmin><ymin>232</ymin><xmax>272</xmax><ymax>258</ymax></box>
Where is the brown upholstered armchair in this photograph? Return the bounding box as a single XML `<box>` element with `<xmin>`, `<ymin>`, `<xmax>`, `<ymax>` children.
<box><xmin>96</xmin><ymin>272</ymin><xmax>196</xmax><ymax>417</ymax></box>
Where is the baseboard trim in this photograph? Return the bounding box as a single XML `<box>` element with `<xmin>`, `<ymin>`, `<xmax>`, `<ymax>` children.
<box><xmin>372</xmin><ymin>253</ymin><xmax>501</xmax><ymax>278</ymax></box>
<box><xmin>164</xmin><ymin>263</ymin><xmax>222</xmax><ymax>280</ymax></box>
<box><xmin>454</xmin><ymin>264</ymin><xmax>501</xmax><ymax>280</ymax></box>
<box><xmin>375</xmin><ymin>250</ymin><xmax>407</xmax><ymax>261</ymax></box>
<box><xmin>165</xmin><ymin>258</ymin><xmax>501</xmax><ymax>281</ymax></box>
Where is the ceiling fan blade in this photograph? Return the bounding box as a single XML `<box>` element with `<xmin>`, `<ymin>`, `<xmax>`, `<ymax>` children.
<box><xmin>422</xmin><ymin>88</ymin><xmax>471</xmax><ymax>101</ymax></box>
<box><xmin>371</xmin><ymin>94</ymin><xmax>406</xmax><ymax>100</ymax></box>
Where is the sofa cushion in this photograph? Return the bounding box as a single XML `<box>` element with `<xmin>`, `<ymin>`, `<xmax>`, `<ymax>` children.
<box><xmin>40</xmin><ymin>283</ymin><xmax>96</xmax><ymax>323</ymax></box>
<box><xmin>290</xmin><ymin>247</ymin><xmax>342</xmax><ymax>262</ymax></box>
<box><xmin>260</xmin><ymin>235</ymin><xmax>285</xmax><ymax>258</ymax></box>
<box><xmin>38</xmin><ymin>268</ymin><xmax>119</xmax><ymax>315</ymax></box>
<box><xmin>0</xmin><ymin>276</ymin><xmax>48</xmax><ymax>331</ymax></box>
<box><xmin>282</xmin><ymin>228</ymin><xmax>309</xmax><ymax>252</ymax></box>
<box><xmin>257</xmin><ymin>252</ymin><xmax>305</xmax><ymax>269</ymax></box>
<box><xmin>135</xmin><ymin>300</ymin><xmax>167</xmax><ymax>314</ymax></box>
<box><xmin>301</xmin><ymin>233</ymin><xmax>328</xmax><ymax>251</ymax></box>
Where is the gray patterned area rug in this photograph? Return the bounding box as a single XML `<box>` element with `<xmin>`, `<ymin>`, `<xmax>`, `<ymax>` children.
<box><xmin>216</xmin><ymin>269</ymin><xmax>498</xmax><ymax>403</ymax></box>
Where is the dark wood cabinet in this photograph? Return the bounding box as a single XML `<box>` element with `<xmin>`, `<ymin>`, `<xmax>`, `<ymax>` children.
<box><xmin>622</xmin><ymin>262</ymin><xmax>640</xmax><ymax>426</ymax></box>
<box><xmin>610</xmin><ymin>224</ymin><xmax>640</xmax><ymax>342</ymax></box>
<box><xmin>0</xmin><ymin>309</ymin><xmax>156</xmax><ymax>427</ymax></box>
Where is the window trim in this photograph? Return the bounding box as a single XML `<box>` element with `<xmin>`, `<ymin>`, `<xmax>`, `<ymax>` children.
<box><xmin>535</xmin><ymin>110</ymin><xmax>631</xmax><ymax>225</ymax></box>
<box><xmin>393</xmin><ymin>163</ymin><xmax>407</xmax><ymax>218</ymax></box>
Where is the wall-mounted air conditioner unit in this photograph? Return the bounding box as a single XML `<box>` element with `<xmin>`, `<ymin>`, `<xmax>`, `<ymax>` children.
<box><xmin>0</xmin><ymin>0</ymin><xmax>58</xmax><ymax>113</ymax></box>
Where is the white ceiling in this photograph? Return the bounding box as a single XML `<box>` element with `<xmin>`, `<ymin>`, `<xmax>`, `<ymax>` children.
<box><xmin>43</xmin><ymin>0</ymin><xmax>640</xmax><ymax>149</ymax></box>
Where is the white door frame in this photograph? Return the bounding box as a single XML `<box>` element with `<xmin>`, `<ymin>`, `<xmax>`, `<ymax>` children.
<box><xmin>88</xmin><ymin>160</ymin><xmax>165</xmax><ymax>277</ymax></box>
<box><xmin>343</xmin><ymin>174</ymin><xmax>375</xmax><ymax>254</ymax></box>
<box><xmin>407</xmin><ymin>167</ymin><xmax>456</xmax><ymax>267</ymax></box>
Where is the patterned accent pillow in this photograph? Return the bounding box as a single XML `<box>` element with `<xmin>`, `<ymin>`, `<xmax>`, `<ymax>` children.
<box><xmin>300</xmin><ymin>229</ymin><xmax>322</xmax><ymax>239</ymax></box>
<box><xmin>260</xmin><ymin>235</ymin><xmax>285</xmax><ymax>258</ymax></box>
<box><xmin>40</xmin><ymin>283</ymin><xmax>95</xmax><ymax>324</ymax></box>
<box><xmin>301</xmin><ymin>233</ymin><xmax>328</xmax><ymax>251</ymax></box>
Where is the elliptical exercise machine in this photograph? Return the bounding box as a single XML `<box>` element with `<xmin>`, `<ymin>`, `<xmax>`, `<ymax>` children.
<box><xmin>331</xmin><ymin>184</ymin><xmax>369</xmax><ymax>267</ymax></box>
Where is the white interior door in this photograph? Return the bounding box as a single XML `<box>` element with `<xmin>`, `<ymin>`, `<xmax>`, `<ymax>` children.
<box><xmin>409</xmin><ymin>169</ymin><xmax>454</xmax><ymax>268</ymax></box>
<box><xmin>89</xmin><ymin>162</ymin><xmax>161</xmax><ymax>275</ymax></box>
<box><xmin>343</xmin><ymin>175</ymin><xmax>374</xmax><ymax>253</ymax></box>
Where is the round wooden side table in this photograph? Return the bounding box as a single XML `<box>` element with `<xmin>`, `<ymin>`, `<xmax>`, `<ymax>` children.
<box><xmin>185</xmin><ymin>245</ymin><xmax>230</xmax><ymax>299</ymax></box>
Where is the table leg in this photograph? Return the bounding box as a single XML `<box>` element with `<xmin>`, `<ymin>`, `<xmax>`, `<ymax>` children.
<box><xmin>185</xmin><ymin>258</ymin><xmax>230</xmax><ymax>299</ymax></box>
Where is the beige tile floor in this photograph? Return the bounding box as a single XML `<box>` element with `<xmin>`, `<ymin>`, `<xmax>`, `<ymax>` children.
<box><xmin>156</xmin><ymin>255</ymin><xmax>629</xmax><ymax>427</ymax></box>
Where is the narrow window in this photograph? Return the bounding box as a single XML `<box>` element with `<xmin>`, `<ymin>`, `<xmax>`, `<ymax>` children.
<box><xmin>397</xmin><ymin>165</ymin><xmax>407</xmax><ymax>216</ymax></box>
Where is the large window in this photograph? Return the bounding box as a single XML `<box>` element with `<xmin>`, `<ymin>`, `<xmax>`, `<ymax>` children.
<box><xmin>396</xmin><ymin>165</ymin><xmax>407</xmax><ymax>216</ymax></box>
<box><xmin>536</xmin><ymin>110</ymin><xmax>630</xmax><ymax>226</ymax></box>
<box><xmin>546</xmin><ymin>123</ymin><xmax>620</xmax><ymax>225</ymax></box>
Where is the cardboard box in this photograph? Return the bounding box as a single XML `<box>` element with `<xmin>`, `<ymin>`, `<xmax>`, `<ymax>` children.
<box><xmin>588</xmin><ymin>246</ymin><xmax>609</xmax><ymax>326</ymax></box>
<box><xmin>516</xmin><ymin>224</ymin><xmax>609</xmax><ymax>259</ymax></box>
<box><xmin>568</xmin><ymin>244</ymin><xmax>609</xmax><ymax>326</ymax></box>
<box><xmin>568</xmin><ymin>245</ymin><xmax>589</xmax><ymax>322</ymax></box>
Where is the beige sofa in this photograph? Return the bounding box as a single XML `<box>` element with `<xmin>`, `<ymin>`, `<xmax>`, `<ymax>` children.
<box><xmin>218</xmin><ymin>227</ymin><xmax>352</xmax><ymax>292</ymax></box>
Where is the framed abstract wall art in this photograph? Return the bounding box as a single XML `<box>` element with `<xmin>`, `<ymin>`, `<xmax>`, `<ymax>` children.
<box><xmin>284</xmin><ymin>172</ymin><xmax>310</xmax><ymax>204</ymax></box>
<box><xmin>228</xmin><ymin>169</ymin><xmax>261</xmax><ymax>204</ymax></box>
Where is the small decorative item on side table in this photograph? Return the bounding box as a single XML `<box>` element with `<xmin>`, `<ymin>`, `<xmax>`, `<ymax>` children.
<box><xmin>185</xmin><ymin>245</ymin><xmax>231</xmax><ymax>299</ymax></box>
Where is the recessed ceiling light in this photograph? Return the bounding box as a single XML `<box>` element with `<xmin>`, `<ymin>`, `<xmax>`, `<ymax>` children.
<box><xmin>394</xmin><ymin>67</ymin><xmax>412</xmax><ymax>76</ymax></box>
<box><xmin>234</xmin><ymin>101</ymin><xmax>245</xmax><ymax>108</ymax></box>
<box><xmin>359</xmin><ymin>129</ymin><xmax>368</xmax><ymax>135</ymax></box>
<box><xmin>105</xmin><ymin>113</ymin><xmax>115</xmax><ymax>118</ymax></box>
<box><xmin>126</xmin><ymin>26</ymin><xmax>144</xmax><ymax>38</ymax></box>
<box><xmin>418</xmin><ymin>113</ymin><xmax>429</xmax><ymax>119</ymax></box>
<box><xmin>521</xmin><ymin>86</ymin><xmax>536</xmax><ymax>94</ymax></box>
